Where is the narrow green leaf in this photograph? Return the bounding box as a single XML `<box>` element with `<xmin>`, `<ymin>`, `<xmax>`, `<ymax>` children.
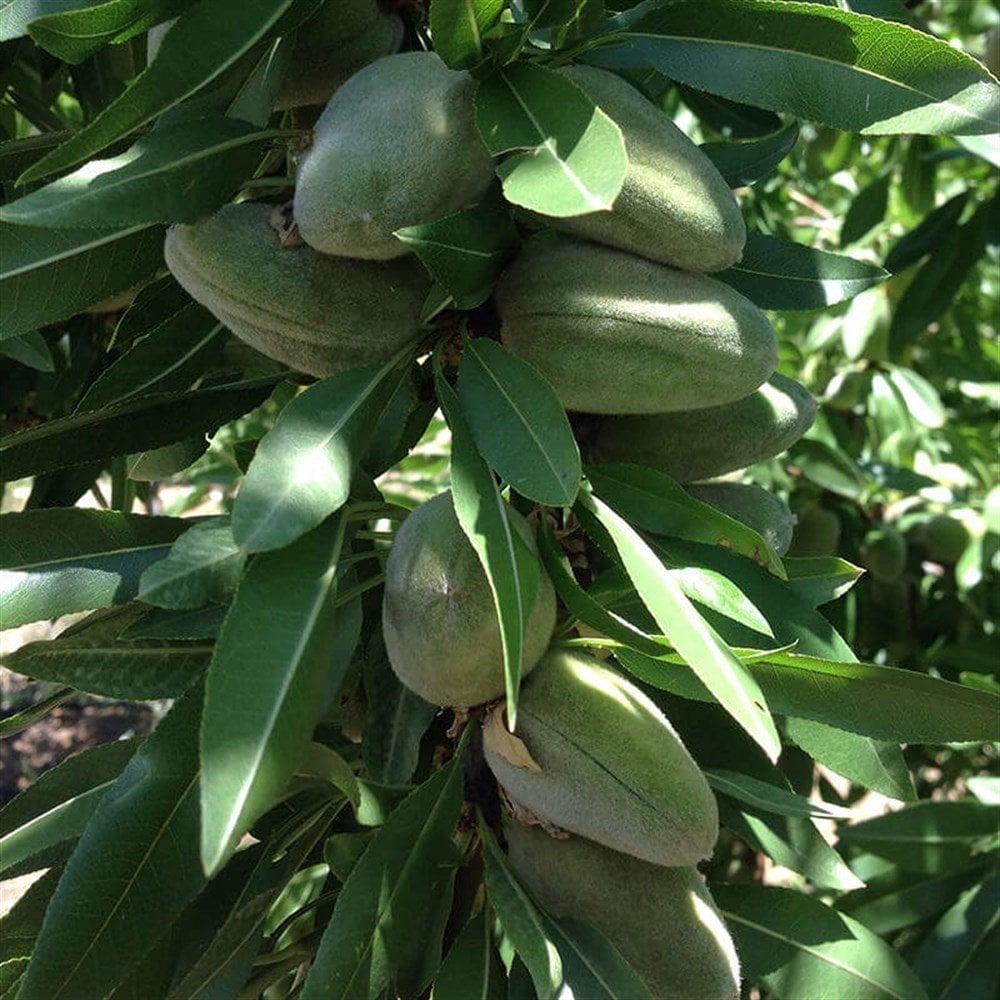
<box><xmin>436</xmin><ymin>356</ymin><xmax>528</xmax><ymax>727</ymax></box>
<box><xmin>17</xmin><ymin>683</ymin><xmax>208</xmax><ymax>1000</ymax></box>
<box><xmin>301</xmin><ymin>750</ymin><xmax>466</xmax><ymax>1000</ymax></box>
<box><xmin>884</xmin><ymin>191</ymin><xmax>970</xmax><ymax>273</ymax></box>
<box><xmin>0</xmin><ymin>119</ymin><xmax>274</xmax><ymax>228</ymax></box>
<box><xmin>0</xmin><ymin>687</ymin><xmax>72</xmax><ymax>740</ymax></box>
<box><xmin>783</xmin><ymin>556</ymin><xmax>865</xmax><ymax>607</ymax></box>
<box><xmin>0</xmin><ymin>0</ymin><xmax>98</xmax><ymax>41</ymax></box>
<box><xmin>480</xmin><ymin>821</ymin><xmax>562</xmax><ymax>1000</ymax></box>
<box><xmin>18</xmin><ymin>0</ymin><xmax>299</xmax><ymax>183</ymax></box>
<box><xmin>700</xmin><ymin>121</ymin><xmax>799</xmax><ymax>187</ymax></box>
<box><xmin>838</xmin><ymin>801</ymin><xmax>999</xmax><ymax>873</ymax></box>
<box><xmin>4</xmin><ymin>605</ymin><xmax>210</xmax><ymax>699</ymax></box>
<box><xmin>885</xmin><ymin>366</ymin><xmax>946</xmax><ymax>429</ymax></box>
<box><xmin>431</xmin><ymin>911</ymin><xmax>506</xmax><ymax>1000</ymax></box>
<box><xmin>841</xmin><ymin>173</ymin><xmax>891</xmax><ymax>246</ymax></box>
<box><xmin>430</xmin><ymin>0</ymin><xmax>506</xmax><ymax>69</ymax></box>
<box><xmin>578</xmin><ymin>485</ymin><xmax>782</xmax><ymax>762</ymax></box>
<box><xmin>474</xmin><ymin>62</ymin><xmax>627</xmax><ymax>216</ymax></box>
<box><xmin>0</xmin><ymin>738</ymin><xmax>139</xmax><ymax>876</ymax></box>
<box><xmin>0</xmin><ymin>222</ymin><xmax>163</xmax><ymax>341</ymax></box>
<box><xmin>362</xmin><ymin>639</ymin><xmax>437</xmax><ymax>785</ymax></box>
<box><xmin>395</xmin><ymin>192</ymin><xmax>519</xmax><ymax>309</ymax></box>
<box><xmin>714</xmin><ymin>883</ymin><xmax>929</xmax><ymax>1000</ymax></box>
<box><xmin>233</xmin><ymin>359</ymin><xmax>410</xmax><ymax>553</ymax></box>
<box><xmin>139</xmin><ymin>516</ymin><xmax>245</xmax><ymax>610</ymax></box>
<box><xmin>111</xmin><ymin>274</ymin><xmax>190</xmax><ymax>348</ymax></box>
<box><xmin>458</xmin><ymin>337</ymin><xmax>580</xmax><ymax>506</ymax></box>
<box><xmin>200</xmin><ymin>513</ymin><xmax>347</xmax><ymax>876</ymax></box>
<box><xmin>719</xmin><ymin>799</ymin><xmax>863</xmax><ymax>890</ymax></box>
<box><xmin>0</xmin><ymin>375</ymin><xmax>280</xmax><ymax>482</ymax></box>
<box><xmin>717</xmin><ymin>233</ymin><xmax>888</xmax><ymax>311</ymax></box>
<box><xmin>785</xmin><ymin>717</ymin><xmax>915</xmax><ymax>801</ymax></box>
<box><xmin>706</xmin><ymin>768</ymin><xmax>853</xmax><ymax>820</ymax></box>
<box><xmin>121</xmin><ymin>603</ymin><xmax>226</xmax><ymax>640</ymax></box>
<box><xmin>126</xmin><ymin>436</ymin><xmax>209</xmax><ymax>482</ymax></box>
<box><xmin>0</xmin><ymin>868</ymin><xmax>61</xmax><ymax>993</ymax></box>
<box><xmin>26</xmin><ymin>0</ymin><xmax>192</xmax><ymax>62</ymax></box>
<box><xmin>0</xmin><ymin>331</ymin><xmax>54</xmax><ymax>371</ymax></box>
<box><xmin>617</xmin><ymin>646</ymin><xmax>1000</xmax><ymax>744</ymax></box>
<box><xmin>76</xmin><ymin>303</ymin><xmax>225</xmax><ymax>412</ymax></box>
<box><xmin>537</xmin><ymin>516</ymin><xmax>667</xmax><ymax>658</ymax></box>
<box><xmin>0</xmin><ymin>508</ymin><xmax>189</xmax><ymax>628</ymax></box>
<box><xmin>666</xmin><ymin>564</ymin><xmax>774</xmax><ymax>638</ymax></box>
<box><xmin>589</xmin><ymin>0</ymin><xmax>1000</xmax><ymax>135</ymax></box>
<box><xmin>587</xmin><ymin>463</ymin><xmax>785</xmax><ymax>578</ymax></box>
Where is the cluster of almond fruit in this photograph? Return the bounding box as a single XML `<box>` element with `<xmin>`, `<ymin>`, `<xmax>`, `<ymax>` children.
<box><xmin>159</xmin><ymin>3</ymin><xmax>827</xmax><ymax>995</ymax></box>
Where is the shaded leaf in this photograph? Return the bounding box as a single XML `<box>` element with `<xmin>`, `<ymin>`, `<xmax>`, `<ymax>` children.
<box><xmin>841</xmin><ymin>173</ymin><xmax>891</xmax><ymax>246</ymax></box>
<box><xmin>0</xmin><ymin>508</ymin><xmax>189</xmax><ymax>628</ymax></box>
<box><xmin>0</xmin><ymin>0</ymin><xmax>97</xmax><ymax>40</ymax></box>
<box><xmin>0</xmin><ymin>738</ymin><xmax>139</xmax><ymax>877</ymax></box>
<box><xmin>121</xmin><ymin>603</ymin><xmax>226</xmax><ymax>640</ymax></box>
<box><xmin>884</xmin><ymin>191</ymin><xmax>970</xmax><ymax>273</ymax></box>
<box><xmin>19</xmin><ymin>0</ymin><xmax>302</xmax><ymax>182</ymax></box>
<box><xmin>200</xmin><ymin>513</ymin><xmax>347</xmax><ymax>876</ymax></box>
<box><xmin>714</xmin><ymin>883</ymin><xmax>928</xmax><ymax>1000</ymax></box>
<box><xmin>139</xmin><ymin>516</ymin><xmax>245</xmax><ymax>610</ymax></box>
<box><xmin>301</xmin><ymin>750</ymin><xmax>466</xmax><ymax>1000</ymax></box>
<box><xmin>1</xmin><ymin>119</ymin><xmax>274</xmax><ymax>228</ymax></box>
<box><xmin>458</xmin><ymin>338</ymin><xmax>580</xmax><ymax>507</ymax></box>
<box><xmin>717</xmin><ymin>233</ymin><xmax>888</xmax><ymax>311</ymax></box>
<box><xmin>4</xmin><ymin>605</ymin><xmax>210</xmax><ymax>699</ymax></box>
<box><xmin>0</xmin><ymin>222</ymin><xmax>163</xmax><ymax>341</ymax></box>
<box><xmin>589</xmin><ymin>0</ymin><xmax>1000</xmax><ymax>135</ymax></box>
<box><xmin>233</xmin><ymin>359</ymin><xmax>410</xmax><ymax>553</ymax></box>
<box><xmin>17</xmin><ymin>683</ymin><xmax>208</xmax><ymax>1000</ymax></box>
<box><xmin>474</xmin><ymin>61</ymin><xmax>627</xmax><ymax>216</ymax></box>
<box><xmin>0</xmin><ymin>868</ymin><xmax>61</xmax><ymax>993</ymax></box>
<box><xmin>0</xmin><ymin>375</ymin><xmax>279</xmax><ymax>482</ymax></box>
<box><xmin>700</xmin><ymin>121</ymin><xmax>799</xmax><ymax>187</ymax></box>
<box><xmin>0</xmin><ymin>331</ymin><xmax>54</xmax><ymax>371</ymax></box>
<box><xmin>431</xmin><ymin>911</ymin><xmax>506</xmax><ymax>1000</ymax></box>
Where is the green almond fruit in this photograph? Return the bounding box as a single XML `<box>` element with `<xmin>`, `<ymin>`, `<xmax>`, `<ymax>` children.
<box><xmin>381</xmin><ymin>492</ymin><xmax>556</xmax><ymax>709</ymax></box>
<box><xmin>923</xmin><ymin>513</ymin><xmax>971</xmax><ymax>564</ymax></box>
<box><xmin>546</xmin><ymin>65</ymin><xmax>746</xmax><ymax>272</ymax></box>
<box><xmin>508</xmin><ymin>823</ymin><xmax>741</xmax><ymax>1000</ymax></box>
<box><xmin>593</xmin><ymin>373</ymin><xmax>817</xmax><ymax>482</ymax></box>
<box><xmin>495</xmin><ymin>239</ymin><xmax>778</xmax><ymax>415</ymax></box>
<box><xmin>484</xmin><ymin>650</ymin><xmax>718</xmax><ymax>866</ymax></box>
<box><xmin>787</xmin><ymin>506</ymin><xmax>841</xmax><ymax>559</ymax></box>
<box><xmin>863</xmin><ymin>526</ymin><xmax>908</xmax><ymax>583</ymax></box>
<box><xmin>687</xmin><ymin>482</ymin><xmax>796</xmax><ymax>556</ymax></box>
<box><xmin>274</xmin><ymin>3</ymin><xmax>404</xmax><ymax>111</ymax></box>
<box><xmin>164</xmin><ymin>202</ymin><xmax>431</xmax><ymax>377</ymax></box>
<box><xmin>294</xmin><ymin>51</ymin><xmax>496</xmax><ymax>259</ymax></box>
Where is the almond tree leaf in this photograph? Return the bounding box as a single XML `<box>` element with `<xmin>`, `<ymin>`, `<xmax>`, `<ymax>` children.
<box><xmin>884</xmin><ymin>191</ymin><xmax>970</xmax><ymax>273</ymax></box>
<box><xmin>0</xmin><ymin>375</ymin><xmax>280</xmax><ymax>482</ymax></box>
<box><xmin>76</xmin><ymin>303</ymin><xmax>225</xmax><ymax>412</ymax></box>
<box><xmin>431</xmin><ymin>910</ymin><xmax>506</xmax><ymax>1000</ymax></box>
<box><xmin>616</xmin><ymin>646</ymin><xmax>999</xmax><ymax>744</ymax></box>
<box><xmin>480</xmin><ymin>819</ymin><xmax>562</xmax><ymax>1000</ymax></box>
<box><xmin>26</xmin><ymin>0</ymin><xmax>192</xmax><ymax>63</ymax></box>
<box><xmin>578</xmin><ymin>485</ymin><xmax>782</xmax><ymax>762</ymax></box>
<box><xmin>474</xmin><ymin>61</ymin><xmax>627</xmax><ymax>216</ymax></box>
<box><xmin>0</xmin><ymin>868</ymin><xmax>61</xmax><ymax>993</ymax></box>
<box><xmin>17</xmin><ymin>683</ymin><xmax>208</xmax><ymax>1000</ymax></box>
<box><xmin>841</xmin><ymin>173</ymin><xmax>891</xmax><ymax>246</ymax></box>
<box><xmin>716</xmin><ymin>233</ymin><xmax>888</xmax><ymax>311</ymax></box>
<box><xmin>784</xmin><ymin>716</ymin><xmax>916</xmax><ymax>801</ymax></box>
<box><xmin>713</xmin><ymin>883</ymin><xmax>929</xmax><ymax>1000</ymax></box>
<box><xmin>4</xmin><ymin>605</ymin><xmax>211</xmax><ymax>699</ymax></box>
<box><xmin>0</xmin><ymin>508</ymin><xmax>191</xmax><ymax>628</ymax></box>
<box><xmin>705</xmin><ymin>769</ymin><xmax>854</xmax><ymax>820</ymax></box>
<box><xmin>0</xmin><ymin>331</ymin><xmax>54</xmax><ymax>371</ymax></box>
<box><xmin>430</xmin><ymin>0</ymin><xmax>506</xmax><ymax>70</ymax></box>
<box><xmin>0</xmin><ymin>738</ymin><xmax>140</xmax><ymax>877</ymax></box>
<box><xmin>588</xmin><ymin>0</ymin><xmax>1000</xmax><ymax>136</ymax></box>
<box><xmin>139</xmin><ymin>516</ymin><xmax>245</xmax><ymax>610</ymax></box>
<box><xmin>0</xmin><ymin>0</ymin><xmax>97</xmax><ymax>40</ymax></box>
<box><xmin>0</xmin><ymin>118</ymin><xmax>273</xmax><ymax>228</ymax></box>
<box><xmin>233</xmin><ymin>357</ymin><xmax>411</xmax><ymax>553</ymax></box>
<box><xmin>458</xmin><ymin>337</ymin><xmax>580</xmax><ymax>507</ymax></box>
<box><xmin>699</xmin><ymin>121</ymin><xmax>799</xmax><ymax>187</ymax></box>
<box><xmin>394</xmin><ymin>192</ymin><xmax>519</xmax><ymax>309</ymax></box>
<box><xmin>0</xmin><ymin>222</ymin><xmax>164</xmax><ymax>341</ymax></box>
<box><xmin>910</xmin><ymin>874</ymin><xmax>1000</xmax><ymax>1000</ymax></box>
<box><xmin>18</xmin><ymin>0</ymin><xmax>305</xmax><ymax>183</ymax></box>
<box><xmin>301</xmin><ymin>747</ymin><xmax>467</xmax><ymax>1000</ymax></box>
<box><xmin>436</xmin><ymin>356</ymin><xmax>528</xmax><ymax>727</ymax></box>
<box><xmin>200</xmin><ymin>512</ymin><xmax>347</xmax><ymax>876</ymax></box>
<box><xmin>838</xmin><ymin>801</ymin><xmax>1000</xmax><ymax>873</ymax></box>
<box><xmin>120</xmin><ymin>603</ymin><xmax>226</xmax><ymax>640</ymax></box>
<box><xmin>782</xmin><ymin>556</ymin><xmax>865</xmax><ymax>607</ymax></box>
